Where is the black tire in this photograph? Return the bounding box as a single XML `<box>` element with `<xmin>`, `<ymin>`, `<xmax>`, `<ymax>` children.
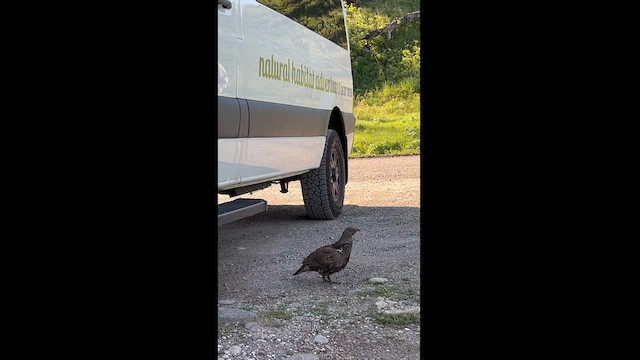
<box><xmin>301</xmin><ymin>129</ymin><xmax>346</xmax><ymax>220</ymax></box>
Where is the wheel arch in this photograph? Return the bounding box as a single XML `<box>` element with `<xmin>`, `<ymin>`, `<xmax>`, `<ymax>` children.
<box><xmin>328</xmin><ymin>106</ymin><xmax>349</xmax><ymax>184</ymax></box>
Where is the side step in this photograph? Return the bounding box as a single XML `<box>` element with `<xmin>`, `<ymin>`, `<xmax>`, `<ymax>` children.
<box><xmin>217</xmin><ymin>198</ymin><xmax>267</xmax><ymax>226</ymax></box>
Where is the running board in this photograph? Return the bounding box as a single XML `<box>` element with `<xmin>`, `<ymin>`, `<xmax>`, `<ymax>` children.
<box><xmin>217</xmin><ymin>198</ymin><xmax>267</xmax><ymax>226</ymax></box>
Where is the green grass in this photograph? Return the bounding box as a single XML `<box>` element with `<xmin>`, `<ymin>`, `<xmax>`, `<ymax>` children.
<box><xmin>358</xmin><ymin>284</ymin><xmax>421</xmax><ymax>303</ymax></box>
<box><xmin>371</xmin><ymin>310</ymin><xmax>420</xmax><ymax>327</ymax></box>
<box><xmin>308</xmin><ymin>303</ymin><xmax>329</xmax><ymax>316</ymax></box>
<box><xmin>257</xmin><ymin>309</ymin><xmax>293</xmax><ymax>327</ymax></box>
<box><xmin>354</xmin><ymin>0</ymin><xmax>420</xmax><ymax>19</ymax></box>
<box><xmin>351</xmin><ymin>81</ymin><xmax>420</xmax><ymax>157</ymax></box>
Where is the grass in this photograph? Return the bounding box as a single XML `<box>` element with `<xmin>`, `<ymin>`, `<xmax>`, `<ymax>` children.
<box><xmin>351</xmin><ymin>80</ymin><xmax>420</xmax><ymax>158</ymax></box>
<box><xmin>355</xmin><ymin>0</ymin><xmax>421</xmax><ymax>19</ymax></box>
<box><xmin>308</xmin><ymin>303</ymin><xmax>329</xmax><ymax>316</ymax></box>
<box><xmin>358</xmin><ymin>284</ymin><xmax>421</xmax><ymax>303</ymax></box>
<box><xmin>358</xmin><ymin>283</ymin><xmax>421</xmax><ymax>327</ymax></box>
<box><xmin>257</xmin><ymin>309</ymin><xmax>293</xmax><ymax>327</ymax></box>
<box><xmin>370</xmin><ymin>310</ymin><xmax>420</xmax><ymax>327</ymax></box>
<box><xmin>217</xmin><ymin>321</ymin><xmax>233</xmax><ymax>337</ymax></box>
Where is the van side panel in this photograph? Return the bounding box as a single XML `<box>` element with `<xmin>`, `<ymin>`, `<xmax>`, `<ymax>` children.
<box><xmin>218</xmin><ymin>97</ymin><xmax>241</xmax><ymax>138</ymax></box>
<box><xmin>237</xmin><ymin>0</ymin><xmax>354</xmax><ymax>114</ymax></box>
<box><xmin>246</xmin><ymin>100</ymin><xmax>330</xmax><ymax>138</ymax></box>
<box><xmin>218</xmin><ymin>136</ymin><xmax>326</xmax><ymax>191</ymax></box>
<box><xmin>218</xmin><ymin>0</ymin><xmax>355</xmax><ymax>189</ymax></box>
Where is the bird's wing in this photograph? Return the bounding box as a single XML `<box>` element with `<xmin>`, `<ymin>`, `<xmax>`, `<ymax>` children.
<box><xmin>303</xmin><ymin>246</ymin><xmax>333</xmax><ymax>265</ymax></box>
<box><xmin>320</xmin><ymin>248</ymin><xmax>344</xmax><ymax>268</ymax></box>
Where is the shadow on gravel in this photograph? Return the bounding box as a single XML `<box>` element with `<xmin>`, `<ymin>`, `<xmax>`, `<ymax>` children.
<box><xmin>217</xmin><ymin>203</ymin><xmax>419</xmax><ymax>226</ymax></box>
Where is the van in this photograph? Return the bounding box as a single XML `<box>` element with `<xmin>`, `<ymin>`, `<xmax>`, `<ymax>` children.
<box><xmin>217</xmin><ymin>0</ymin><xmax>356</xmax><ymax>225</ymax></box>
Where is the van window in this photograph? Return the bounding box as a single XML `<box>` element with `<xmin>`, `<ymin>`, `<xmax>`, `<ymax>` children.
<box><xmin>256</xmin><ymin>0</ymin><xmax>348</xmax><ymax>50</ymax></box>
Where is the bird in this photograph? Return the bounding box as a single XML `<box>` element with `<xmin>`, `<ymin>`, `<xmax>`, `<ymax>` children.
<box><xmin>293</xmin><ymin>226</ymin><xmax>360</xmax><ymax>284</ymax></box>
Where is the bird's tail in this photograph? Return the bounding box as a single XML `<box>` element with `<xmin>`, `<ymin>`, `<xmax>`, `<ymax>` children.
<box><xmin>293</xmin><ymin>264</ymin><xmax>308</xmax><ymax>276</ymax></box>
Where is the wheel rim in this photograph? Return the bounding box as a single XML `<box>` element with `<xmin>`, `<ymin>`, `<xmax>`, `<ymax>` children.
<box><xmin>329</xmin><ymin>147</ymin><xmax>341</xmax><ymax>202</ymax></box>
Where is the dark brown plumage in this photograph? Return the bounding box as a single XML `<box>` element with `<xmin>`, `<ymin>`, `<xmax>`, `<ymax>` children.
<box><xmin>293</xmin><ymin>226</ymin><xmax>360</xmax><ymax>284</ymax></box>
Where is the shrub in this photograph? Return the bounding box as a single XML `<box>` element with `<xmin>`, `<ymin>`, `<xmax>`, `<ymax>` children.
<box><xmin>368</xmin><ymin>141</ymin><xmax>402</xmax><ymax>155</ymax></box>
<box><xmin>404</xmin><ymin>139</ymin><xmax>420</xmax><ymax>151</ymax></box>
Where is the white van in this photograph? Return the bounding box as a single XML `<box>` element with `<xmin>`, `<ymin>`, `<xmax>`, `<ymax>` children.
<box><xmin>218</xmin><ymin>0</ymin><xmax>356</xmax><ymax>225</ymax></box>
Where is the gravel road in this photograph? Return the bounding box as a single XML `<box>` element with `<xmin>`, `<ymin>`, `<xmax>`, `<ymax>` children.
<box><xmin>217</xmin><ymin>155</ymin><xmax>421</xmax><ymax>360</ymax></box>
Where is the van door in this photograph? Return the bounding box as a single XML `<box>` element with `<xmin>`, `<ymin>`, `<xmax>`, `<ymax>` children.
<box><xmin>217</xmin><ymin>0</ymin><xmax>242</xmax><ymax>187</ymax></box>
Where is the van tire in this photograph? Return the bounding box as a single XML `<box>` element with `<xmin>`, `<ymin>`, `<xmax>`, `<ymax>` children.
<box><xmin>301</xmin><ymin>129</ymin><xmax>346</xmax><ymax>220</ymax></box>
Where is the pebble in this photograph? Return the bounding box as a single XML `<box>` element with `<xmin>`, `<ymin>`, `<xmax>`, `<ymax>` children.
<box><xmin>313</xmin><ymin>335</ymin><xmax>329</xmax><ymax>344</ymax></box>
<box><xmin>368</xmin><ymin>277</ymin><xmax>388</xmax><ymax>284</ymax></box>
<box><xmin>218</xmin><ymin>300</ymin><xmax>235</xmax><ymax>305</ymax></box>
<box><xmin>245</xmin><ymin>322</ymin><xmax>261</xmax><ymax>330</ymax></box>
<box><xmin>229</xmin><ymin>346</ymin><xmax>242</xmax><ymax>355</ymax></box>
<box><xmin>287</xmin><ymin>354</ymin><xmax>319</xmax><ymax>360</ymax></box>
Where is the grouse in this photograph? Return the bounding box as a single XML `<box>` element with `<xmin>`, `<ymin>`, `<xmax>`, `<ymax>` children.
<box><xmin>293</xmin><ymin>226</ymin><xmax>360</xmax><ymax>284</ymax></box>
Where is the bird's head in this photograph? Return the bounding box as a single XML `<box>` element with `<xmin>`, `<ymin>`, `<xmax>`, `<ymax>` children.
<box><xmin>345</xmin><ymin>226</ymin><xmax>360</xmax><ymax>236</ymax></box>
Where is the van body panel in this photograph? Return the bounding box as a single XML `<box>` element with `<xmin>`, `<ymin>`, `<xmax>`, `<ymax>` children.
<box><xmin>246</xmin><ymin>100</ymin><xmax>330</xmax><ymax>138</ymax></box>
<box><xmin>218</xmin><ymin>136</ymin><xmax>326</xmax><ymax>191</ymax></box>
<box><xmin>217</xmin><ymin>0</ymin><xmax>355</xmax><ymax>191</ymax></box>
<box><xmin>237</xmin><ymin>1</ymin><xmax>353</xmax><ymax>113</ymax></box>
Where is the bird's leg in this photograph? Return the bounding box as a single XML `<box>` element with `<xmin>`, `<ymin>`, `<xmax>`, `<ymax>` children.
<box><xmin>327</xmin><ymin>274</ymin><xmax>341</xmax><ymax>284</ymax></box>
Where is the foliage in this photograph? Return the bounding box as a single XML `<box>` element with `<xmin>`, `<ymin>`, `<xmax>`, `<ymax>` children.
<box><xmin>345</xmin><ymin>0</ymin><xmax>421</xmax><ymax>157</ymax></box>
<box><xmin>346</xmin><ymin>0</ymin><xmax>420</xmax><ymax>96</ymax></box>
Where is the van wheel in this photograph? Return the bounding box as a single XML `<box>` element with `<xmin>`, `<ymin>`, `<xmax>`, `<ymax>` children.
<box><xmin>301</xmin><ymin>129</ymin><xmax>346</xmax><ymax>220</ymax></box>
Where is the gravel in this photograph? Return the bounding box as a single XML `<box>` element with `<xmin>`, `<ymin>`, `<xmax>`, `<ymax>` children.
<box><xmin>218</xmin><ymin>156</ymin><xmax>421</xmax><ymax>359</ymax></box>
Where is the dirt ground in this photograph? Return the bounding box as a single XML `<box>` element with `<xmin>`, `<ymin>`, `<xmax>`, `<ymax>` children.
<box><xmin>217</xmin><ymin>155</ymin><xmax>421</xmax><ymax>359</ymax></box>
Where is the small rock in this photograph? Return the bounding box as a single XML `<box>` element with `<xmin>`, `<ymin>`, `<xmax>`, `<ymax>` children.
<box><xmin>375</xmin><ymin>299</ymin><xmax>388</xmax><ymax>308</ymax></box>
<box><xmin>218</xmin><ymin>300</ymin><xmax>235</xmax><ymax>305</ymax></box>
<box><xmin>245</xmin><ymin>322</ymin><xmax>261</xmax><ymax>330</ymax></box>
<box><xmin>288</xmin><ymin>354</ymin><xmax>320</xmax><ymax>360</ymax></box>
<box><xmin>218</xmin><ymin>308</ymin><xmax>257</xmax><ymax>324</ymax></box>
<box><xmin>237</xmin><ymin>247</ymin><xmax>247</xmax><ymax>250</ymax></box>
<box><xmin>229</xmin><ymin>346</ymin><xmax>242</xmax><ymax>355</ymax></box>
<box><xmin>368</xmin><ymin>277</ymin><xmax>388</xmax><ymax>284</ymax></box>
<box><xmin>313</xmin><ymin>335</ymin><xmax>329</xmax><ymax>344</ymax></box>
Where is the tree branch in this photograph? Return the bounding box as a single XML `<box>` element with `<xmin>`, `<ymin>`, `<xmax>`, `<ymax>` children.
<box><xmin>356</xmin><ymin>10</ymin><xmax>420</xmax><ymax>42</ymax></box>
